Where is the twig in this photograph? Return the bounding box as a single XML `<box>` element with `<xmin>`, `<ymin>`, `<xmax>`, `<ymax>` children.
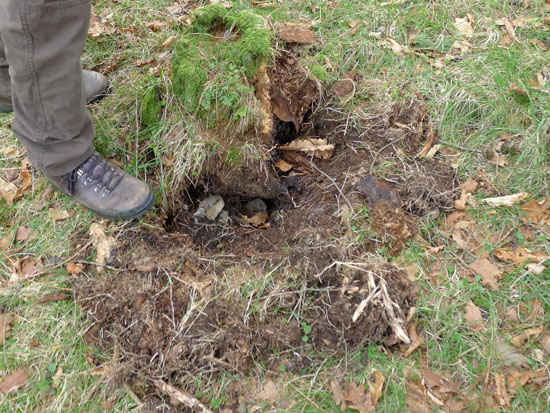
<box><xmin>310</xmin><ymin>161</ymin><xmax>354</xmax><ymax>211</ymax></box>
<box><xmin>123</xmin><ymin>383</ymin><xmax>143</xmax><ymax>409</ymax></box>
<box><xmin>154</xmin><ymin>380</ymin><xmax>213</xmax><ymax>413</ymax></box>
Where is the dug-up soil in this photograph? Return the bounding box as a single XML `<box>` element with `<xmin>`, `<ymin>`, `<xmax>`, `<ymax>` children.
<box><xmin>75</xmin><ymin>45</ymin><xmax>459</xmax><ymax>409</ymax></box>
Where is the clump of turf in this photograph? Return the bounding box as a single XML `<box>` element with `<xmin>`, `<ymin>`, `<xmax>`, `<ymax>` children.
<box><xmin>171</xmin><ymin>5</ymin><xmax>272</xmax><ymax>131</ymax></box>
<box><xmin>140</xmin><ymin>85</ymin><xmax>162</xmax><ymax>127</ymax></box>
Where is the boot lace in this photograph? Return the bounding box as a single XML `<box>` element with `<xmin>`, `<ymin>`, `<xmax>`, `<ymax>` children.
<box><xmin>68</xmin><ymin>152</ymin><xmax>124</xmax><ymax>197</ymax></box>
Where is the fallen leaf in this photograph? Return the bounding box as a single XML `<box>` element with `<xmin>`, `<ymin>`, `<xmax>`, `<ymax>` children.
<box><xmin>162</xmin><ymin>35</ymin><xmax>177</xmax><ymax>48</ymax></box>
<box><xmin>461</xmin><ymin>177</ymin><xmax>478</xmax><ymax>194</ymax></box>
<box><xmin>344</xmin><ymin>382</ymin><xmax>375</xmax><ymax>412</ymax></box>
<box><xmin>530</xmin><ymin>38</ymin><xmax>548</xmax><ymax>50</ymax></box>
<box><xmin>496</xmin><ymin>18</ymin><xmax>519</xmax><ymax>45</ymax></box>
<box><xmin>242</xmin><ymin>211</ymin><xmax>269</xmax><ymax>228</ymax></box>
<box><xmin>455</xmin><ymin>15</ymin><xmax>474</xmax><ymax>37</ymax></box>
<box><xmin>330</xmin><ymin>380</ymin><xmax>347</xmax><ymax>412</ymax></box>
<box><xmin>89</xmin><ymin>223</ymin><xmax>115</xmax><ymax>272</ymax></box>
<box><xmin>404</xmin><ymin>320</ymin><xmax>424</xmax><ymax>357</ymax></box>
<box><xmin>369</xmin><ymin>370</ymin><xmax>385</xmax><ymax>406</ymax></box>
<box><xmin>20</xmin><ymin>169</ymin><xmax>32</xmax><ymax>191</ymax></box>
<box><xmin>405</xmin><ymin>382</ymin><xmax>431</xmax><ymax>413</ymax></box>
<box><xmin>88</xmin><ymin>10</ymin><xmax>117</xmax><ymax>41</ymax></box>
<box><xmin>256</xmin><ymin>379</ymin><xmax>278</xmax><ymax>402</ymax></box>
<box><xmin>66</xmin><ymin>262</ymin><xmax>85</xmax><ymax>275</ymax></box>
<box><xmin>0</xmin><ymin>369</ymin><xmax>28</xmax><ymax>394</ymax></box>
<box><xmin>146</xmin><ymin>20</ymin><xmax>170</xmax><ymax>32</ymax></box>
<box><xmin>49</xmin><ymin>209</ymin><xmax>69</xmax><ymax>221</ymax></box>
<box><xmin>0</xmin><ymin>314</ymin><xmax>14</xmax><ymax>344</ymax></box>
<box><xmin>0</xmin><ymin>177</ymin><xmax>19</xmax><ymax>205</ymax></box>
<box><xmin>495</xmin><ymin>340</ymin><xmax>529</xmax><ymax>368</ymax></box>
<box><xmin>274</xmin><ymin>158</ymin><xmax>293</xmax><ymax>172</ymax></box>
<box><xmin>15</xmin><ymin>226</ymin><xmax>31</xmax><ymax>242</ymax></box>
<box><xmin>521</xmin><ymin>198</ymin><xmax>550</xmax><ymax>224</ymax></box>
<box><xmin>278</xmin><ymin>138</ymin><xmax>335</xmax><ymax>159</ymax></box>
<box><xmin>495</xmin><ymin>373</ymin><xmax>511</xmax><ymax>407</ymax></box>
<box><xmin>510</xmin><ymin>333</ymin><xmax>528</xmax><ymax>347</ymax></box>
<box><xmin>423</xmin><ymin>370</ymin><xmax>460</xmax><ymax>396</ymax></box>
<box><xmin>20</xmin><ymin>259</ymin><xmax>38</xmax><ymax>277</ymax></box>
<box><xmin>454</xmin><ymin>191</ymin><xmax>469</xmax><ymax>211</ymax></box>
<box><xmin>495</xmin><ymin>246</ymin><xmax>548</xmax><ymax>264</ymax></box>
<box><xmin>465</xmin><ymin>301</ymin><xmax>484</xmax><ymax>332</ymax></box>
<box><xmin>483</xmin><ymin>192</ymin><xmax>528</xmax><ymax>207</ymax></box>
<box><xmin>52</xmin><ymin>368</ymin><xmax>64</xmax><ymax>389</ymax></box>
<box><xmin>385</xmin><ymin>37</ymin><xmax>409</xmax><ymax>57</ymax></box>
<box><xmin>277</xmin><ymin>23</ymin><xmax>317</xmax><ymax>44</ymax></box>
<box><xmin>526</xmin><ymin>263</ymin><xmax>546</xmax><ymax>275</ymax></box>
<box><xmin>469</xmin><ymin>259</ymin><xmax>501</xmax><ymax>291</ymax></box>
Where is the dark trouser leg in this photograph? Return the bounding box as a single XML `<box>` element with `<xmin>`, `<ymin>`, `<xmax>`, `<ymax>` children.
<box><xmin>0</xmin><ymin>34</ymin><xmax>11</xmax><ymax>107</ymax></box>
<box><xmin>0</xmin><ymin>0</ymin><xmax>94</xmax><ymax>176</ymax></box>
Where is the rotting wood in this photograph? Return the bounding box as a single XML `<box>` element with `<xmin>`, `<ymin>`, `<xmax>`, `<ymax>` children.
<box><xmin>154</xmin><ymin>380</ymin><xmax>213</xmax><ymax>412</ymax></box>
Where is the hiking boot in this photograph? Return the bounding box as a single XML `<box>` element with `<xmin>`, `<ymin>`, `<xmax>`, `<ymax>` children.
<box><xmin>45</xmin><ymin>151</ymin><xmax>154</xmax><ymax>220</ymax></box>
<box><xmin>0</xmin><ymin>70</ymin><xmax>109</xmax><ymax>114</ymax></box>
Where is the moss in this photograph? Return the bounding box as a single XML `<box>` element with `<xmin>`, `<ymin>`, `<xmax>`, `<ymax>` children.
<box><xmin>141</xmin><ymin>86</ymin><xmax>162</xmax><ymax>127</ymax></box>
<box><xmin>171</xmin><ymin>6</ymin><xmax>272</xmax><ymax>117</ymax></box>
<box><xmin>310</xmin><ymin>65</ymin><xmax>328</xmax><ymax>81</ymax></box>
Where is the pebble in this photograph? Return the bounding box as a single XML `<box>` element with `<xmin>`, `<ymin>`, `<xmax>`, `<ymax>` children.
<box><xmin>245</xmin><ymin>198</ymin><xmax>267</xmax><ymax>213</ymax></box>
<box><xmin>193</xmin><ymin>195</ymin><xmax>225</xmax><ymax>221</ymax></box>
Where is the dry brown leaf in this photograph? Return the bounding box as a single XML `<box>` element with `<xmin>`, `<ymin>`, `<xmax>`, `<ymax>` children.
<box><xmin>454</xmin><ymin>191</ymin><xmax>469</xmax><ymax>211</ymax></box>
<box><xmin>277</xmin><ymin>23</ymin><xmax>317</xmax><ymax>44</ymax></box>
<box><xmin>20</xmin><ymin>169</ymin><xmax>32</xmax><ymax>191</ymax></box>
<box><xmin>495</xmin><ymin>373</ymin><xmax>511</xmax><ymax>407</ymax></box>
<box><xmin>405</xmin><ymin>382</ymin><xmax>431</xmax><ymax>413</ymax></box>
<box><xmin>274</xmin><ymin>158</ymin><xmax>293</xmax><ymax>172</ymax></box>
<box><xmin>469</xmin><ymin>259</ymin><xmax>501</xmax><ymax>291</ymax></box>
<box><xmin>510</xmin><ymin>333</ymin><xmax>528</xmax><ymax>347</ymax></box>
<box><xmin>461</xmin><ymin>177</ymin><xmax>478</xmax><ymax>194</ymax></box>
<box><xmin>404</xmin><ymin>320</ymin><xmax>424</xmax><ymax>357</ymax></box>
<box><xmin>495</xmin><ymin>340</ymin><xmax>529</xmax><ymax>368</ymax></box>
<box><xmin>540</xmin><ymin>333</ymin><xmax>550</xmax><ymax>352</ymax></box>
<box><xmin>423</xmin><ymin>370</ymin><xmax>460</xmax><ymax>397</ymax></box>
<box><xmin>242</xmin><ymin>211</ymin><xmax>269</xmax><ymax>228</ymax></box>
<box><xmin>20</xmin><ymin>259</ymin><xmax>38</xmax><ymax>277</ymax></box>
<box><xmin>496</xmin><ymin>18</ymin><xmax>519</xmax><ymax>45</ymax></box>
<box><xmin>88</xmin><ymin>11</ymin><xmax>117</xmax><ymax>41</ymax></box>
<box><xmin>455</xmin><ymin>15</ymin><xmax>474</xmax><ymax>37</ymax></box>
<box><xmin>256</xmin><ymin>379</ymin><xmax>278</xmax><ymax>402</ymax></box>
<box><xmin>521</xmin><ymin>198</ymin><xmax>550</xmax><ymax>224</ymax></box>
<box><xmin>530</xmin><ymin>38</ymin><xmax>548</xmax><ymax>50</ymax></box>
<box><xmin>0</xmin><ymin>177</ymin><xmax>19</xmax><ymax>205</ymax></box>
<box><xmin>49</xmin><ymin>209</ymin><xmax>70</xmax><ymax>221</ymax></box>
<box><xmin>330</xmin><ymin>379</ymin><xmax>347</xmax><ymax>412</ymax></box>
<box><xmin>162</xmin><ymin>35</ymin><xmax>177</xmax><ymax>48</ymax></box>
<box><xmin>495</xmin><ymin>246</ymin><xmax>548</xmax><ymax>264</ymax></box>
<box><xmin>344</xmin><ymin>382</ymin><xmax>375</xmax><ymax>413</ymax></box>
<box><xmin>0</xmin><ymin>369</ymin><xmax>28</xmax><ymax>394</ymax></box>
<box><xmin>385</xmin><ymin>37</ymin><xmax>409</xmax><ymax>57</ymax></box>
<box><xmin>89</xmin><ymin>223</ymin><xmax>115</xmax><ymax>272</ymax></box>
<box><xmin>465</xmin><ymin>301</ymin><xmax>484</xmax><ymax>332</ymax></box>
<box><xmin>147</xmin><ymin>20</ymin><xmax>170</xmax><ymax>32</ymax></box>
<box><xmin>484</xmin><ymin>192</ymin><xmax>528</xmax><ymax>207</ymax></box>
<box><xmin>0</xmin><ymin>314</ymin><xmax>14</xmax><ymax>344</ymax></box>
<box><xmin>66</xmin><ymin>262</ymin><xmax>85</xmax><ymax>275</ymax></box>
<box><xmin>369</xmin><ymin>370</ymin><xmax>385</xmax><ymax>406</ymax></box>
<box><xmin>278</xmin><ymin>138</ymin><xmax>335</xmax><ymax>159</ymax></box>
<box><xmin>15</xmin><ymin>226</ymin><xmax>31</xmax><ymax>242</ymax></box>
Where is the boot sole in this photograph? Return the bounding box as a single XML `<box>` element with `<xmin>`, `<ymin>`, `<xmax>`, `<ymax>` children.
<box><xmin>88</xmin><ymin>188</ymin><xmax>155</xmax><ymax>221</ymax></box>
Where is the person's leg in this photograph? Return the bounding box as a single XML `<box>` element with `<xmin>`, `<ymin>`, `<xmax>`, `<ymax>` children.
<box><xmin>0</xmin><ymin>33</ymin><xmax>12</xmax><ymax>112</ymax></box>
<box><xmin>0</xmin><ymin>0</ymin><xmax>154</xmax><ymax>219</ymax></box>
<box><xmin>0</xmin><ymin>0</ymin><xmax>94</xmax><ymax>176</ymax></box>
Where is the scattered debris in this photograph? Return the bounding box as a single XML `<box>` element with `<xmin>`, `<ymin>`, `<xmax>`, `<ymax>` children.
<box><xmin>89</xmin><ymin>223</ymin><xmax>115</xmax><ymax>272</ymax></box>
<box><xmin>278</xmin><ymin>138</ymin><xmax>335</xmax><ymax>159</ymax></box>
<box><xmin>483</xmin><ymin>192</ymin><xmax>528</xmax><ymax>207</ymax></box>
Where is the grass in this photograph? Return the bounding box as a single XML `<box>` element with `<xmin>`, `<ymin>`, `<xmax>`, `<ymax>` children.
<box><xmin>1</xmin><ymin>0</ymin><xmax>550</xmax><ymax>411</ymax></box>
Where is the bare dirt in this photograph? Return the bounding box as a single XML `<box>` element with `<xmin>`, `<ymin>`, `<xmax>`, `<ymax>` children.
<box><xmin>74</xmin><ymin>45</ymin><xmax>459</xmax><ymax>408</ymax></box>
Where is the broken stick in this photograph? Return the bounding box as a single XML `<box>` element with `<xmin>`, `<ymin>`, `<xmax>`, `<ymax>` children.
<box><xmin>154</xmin><ymin>380</ymin><xmax>213</xmax><ymax>413</ymax></box>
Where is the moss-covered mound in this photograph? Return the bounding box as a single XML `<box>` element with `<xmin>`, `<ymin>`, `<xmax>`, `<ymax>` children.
<box><xmin>171</xmin><ymin>5</ymin><xmax>271</xmax><ymax>130</ymax></box>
